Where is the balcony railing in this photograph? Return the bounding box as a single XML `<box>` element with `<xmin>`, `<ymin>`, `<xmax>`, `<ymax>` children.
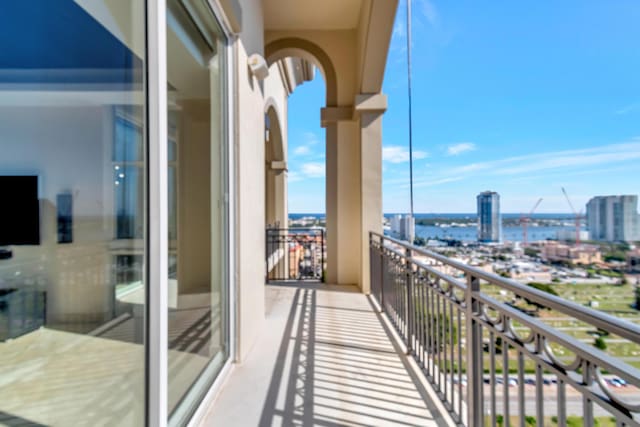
<box><xmin>266</xmin><ymin>228</ymin><xmax>325</xmax><ymax>282</ymax></box>
<box><xmin>369</xmin><ymin>232</ymin><xmax>640</xmax><ymax>426</ymax></box>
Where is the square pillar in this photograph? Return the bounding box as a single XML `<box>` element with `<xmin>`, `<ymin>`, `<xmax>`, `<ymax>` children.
<box><xmin>322</xmin><ymin>107</ymin><xmax>359</xmax><ymax>286</ymax></box>
<box><xmin>355</xmin><ymin>94</ymin><xmax>386</xmax><ymax>293</ymax></box>
<box><xmin>321</xmin><ymin>95</ymin><xmax>386</xmax><ymax>290</ymax></box>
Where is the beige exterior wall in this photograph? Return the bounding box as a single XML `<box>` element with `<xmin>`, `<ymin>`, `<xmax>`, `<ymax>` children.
<box><xmin>224</xmin><ymin>0</ymin><xmax>397</xmax><ymax>360</ymax></box>
<box><xmin>233</xmin><ymin>0</ymin><xmax>267</xmax><ymax>362</ymax></box>
<box><xmin>177</xmin><ymin>101</ymin><xmax>212</xmax><ymax>295</ymax></box>
<box><xmin>264</xmin><ymin>63</ymin><xmax>290</xmax><ymax>228</ymax></box>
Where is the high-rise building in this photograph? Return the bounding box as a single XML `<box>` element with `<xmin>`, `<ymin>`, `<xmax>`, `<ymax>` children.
<box><xmin>390</xmin><ymin>214</ymin><xmax>415</xmax><ymax>242</ymax></box>
<box><xmin>586</xmin><ymin>195</ymin><xmax>640</xmax><ymax>242</ymax></box>
<box><xmin>477</xmin><ymin>191</ymin><xmax>501</xmax><ymax>243</ymax></box>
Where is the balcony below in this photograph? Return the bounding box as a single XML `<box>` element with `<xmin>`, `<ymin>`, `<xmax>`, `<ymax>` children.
<box><xmin>200</xmin><ymin>282</ymin><xmax>452</xmax><ymax>426</ymax></box>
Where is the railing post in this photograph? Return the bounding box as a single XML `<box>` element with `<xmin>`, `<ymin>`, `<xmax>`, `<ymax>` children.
<box><xmin>379</xmin><ymin>235</ymin><xmax>385</xmax><ymax>313</ymax></box>
<box><xmin>379</xmin><ymin>236</ymin><xmax>384</xmax><ymax>313</ymax></box>
<box><xmin>369</xmin><ymin>232</ymin><xmax>375</xmax><ymax>296</ymax></box>
<box><xmin>265</xmin><ymin>228</ymin><xmax>270</xmax><ymax>284</ymax></box>
<box><xmin>466</xmin><ymin>274</ymin><xmax>483</xmax><ymax>426</ymax></box>
<box><xmin>322</xmin><ymin>229</ymin><xmax>325</xmax><ymax>282</ymax></box>
<box><xmin>406</xmin><ymin>246</ymin><xmax>413</xmax><ymax>355</ymax></box>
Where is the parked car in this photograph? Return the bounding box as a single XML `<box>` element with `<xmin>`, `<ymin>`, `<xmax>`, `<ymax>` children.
<box><xmin>612</xmin><ymin>377</ymin><xmax>627</xmax><ymax>387</ymax></box>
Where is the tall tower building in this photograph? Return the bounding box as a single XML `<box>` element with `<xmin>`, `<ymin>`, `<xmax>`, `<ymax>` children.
<box><xmin>477</xmin><ymin>191</ymin><xmax>501</xmax><ymax>243</ymax></box>
<box><xmin>390</xmin><ymin>214</ymin><xmax>415</xmax><ymax>242</ymax></box>
<box><xmin>586</xmin><ymin>195</ymin><xmax>639</xmax><ymax>242</ymax></box>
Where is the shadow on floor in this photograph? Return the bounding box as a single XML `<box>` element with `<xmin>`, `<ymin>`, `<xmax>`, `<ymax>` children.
<box><xmin>266</xmin><ymin>281</ymin><xmax>360</xmax><ymax>293</ymax></box>
<box><xmin>0</xmin><ymin>411</ymin><xmax>48</xmax><ymax>427</ymax></box>
<box><xmin>258</xmin><ymin>286</ymin><xmax>450</xmax><ymax>427</ymax></box>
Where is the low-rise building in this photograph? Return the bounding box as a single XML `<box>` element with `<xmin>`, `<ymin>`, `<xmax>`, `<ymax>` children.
<box><xmin>556</xmin><ymin>229</ymin><xmax>590</xmax><ymax>242</ymax></box>
<box><xmin>627</xmin><ymin>249</ymin><xmax>640</xmax><ymax>272</ymax></box>
<box><xmin>541</xmin><ymin>241</ymin><xmax>602</xmax><ymax>265</ymax></box>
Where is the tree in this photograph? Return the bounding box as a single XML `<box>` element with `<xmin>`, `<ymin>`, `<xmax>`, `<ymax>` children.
<box><xmin>523</xmin><ymin>282</ymin><xmax>559</xmax><ymax>312</ymax></box>
<box><xmin>603</xmin><ymin>251</ymin><xmax>626</xmax><ymax>262</ymax></box>
<box><xmin>524</xmin><ymin>248</ymin><xmax>539</xmax><ymax>258</ymax></box>
<box><xmin>594</xmin><ymin>336</ymin><xmax>607</xmax><ymax>351</ymax></box>
<box><xmin>527</xmin><ymin>282</ymin><xmax>559</xmax><ymax>296</ymax></box>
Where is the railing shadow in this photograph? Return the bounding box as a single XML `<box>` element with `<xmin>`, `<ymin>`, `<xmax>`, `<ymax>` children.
<box><xmin>259</xmin><ymin>286</ymin><xmax>450</xmax><ymax>426</ymax></box>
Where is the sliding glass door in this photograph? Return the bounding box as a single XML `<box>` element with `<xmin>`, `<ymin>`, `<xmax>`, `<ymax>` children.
<box><xmin>0</xmin><ymin>2</ymin><xmax>230</xmax><ymax>425</ymax></box>
<box><xmin>165</xmin><ymin>1</ymin><xmax>230</xmax><ymax>424</ymax></box>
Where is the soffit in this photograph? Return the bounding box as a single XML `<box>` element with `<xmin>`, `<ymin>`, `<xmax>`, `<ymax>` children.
<box><xmin>263</xmin><ymin>0</ymin><xmax>363</xmax><ymax>30</ymax></box>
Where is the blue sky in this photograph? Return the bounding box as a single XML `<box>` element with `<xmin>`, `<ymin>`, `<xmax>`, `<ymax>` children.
<box><xmin>287</xmin><ymin>0</ymin><xmax>640</xmax><ymax>214</ymax></box>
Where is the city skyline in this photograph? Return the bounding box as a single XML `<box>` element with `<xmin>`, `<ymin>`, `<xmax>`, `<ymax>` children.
<box><xmin>286</xmin><ymin>0</ymin><xmax>640</xmax><ymax>213</ymax></box>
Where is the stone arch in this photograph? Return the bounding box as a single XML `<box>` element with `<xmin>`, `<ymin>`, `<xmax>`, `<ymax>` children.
<box><xmin>264</xmin><ymin>98</ymin><xmax>284</xmax><ymax>162</ymax></box>
<box><xmin>264</xmin><ymin>104</ymin><xmax>286</xmax><ymax>228</ymax></box>
<box><xmin>265</xmin><ymin>37</ymin><xmax>338</xmax><ymax>106</ymax></box>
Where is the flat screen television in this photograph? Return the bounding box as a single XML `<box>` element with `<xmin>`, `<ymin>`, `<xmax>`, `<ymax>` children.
<box><xmin>0</xmin><ymin>176</ymin><xmax>40</xmax><ymax>245</ymax></box>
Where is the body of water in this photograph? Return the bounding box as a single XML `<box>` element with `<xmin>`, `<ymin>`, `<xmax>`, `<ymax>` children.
<box><xmin>415</xmin><ymin>224</ymin><xmax>582</xmax><ymax>243</ymax></box>
<box><xmin>291</xmin><ymin>213</ymin><xmax>584</xmax><ymax>243</ymax></box>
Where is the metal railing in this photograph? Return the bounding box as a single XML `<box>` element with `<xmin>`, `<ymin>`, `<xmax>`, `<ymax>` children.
<box><xmin>266</xmin><ymin>228</ymin><xmax>325</xmax><ymax>282</ymax></box>
<box><xmin>370</xmin><ymin>232</ymin><xmax>640</xmax><ymax>426</ymax></box>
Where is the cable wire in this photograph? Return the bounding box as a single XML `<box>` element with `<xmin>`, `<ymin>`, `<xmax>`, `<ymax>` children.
<box><xmin>406</xmin><ymin>0</ymin><xmax>415</xmax><ymax>244</ymax></box>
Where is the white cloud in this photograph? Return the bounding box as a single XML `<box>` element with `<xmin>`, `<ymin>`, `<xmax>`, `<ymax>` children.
<box><xmin>383</xmin><ymin>145</ymin><xmax>428</xmax><ymax>163</ymax></box>
<box><xmin>446</xmin><ymin>142</ymin><xmax>476</xmax><ymax>156</ymax></box>
<box><xmin>615</xmin><ymin>103</ymin><xmax>639</xmax><ymax>115</ymax></box>
<box><xmin>294</xmin><ymin>146</ymin><xmax>310</xmax><ymax>155</ymax></box>
<box><xmin>302</xmin><ymin>131</ymin><xmax>320</xmax><ymax>145</ymax></box>
<box><xmin>393</xmin><ymin>20</ymin><xmax>405</xmax><ymax>38</ymax></box>
<box><xmin>414</xmin><ymin>176</ymin><xmax>464</xmax><ymax>188</ymax></box>
<box><xmin>287</xmin><ymin>171</ymin><xmax>303</xmax><ymax>182</ymax></box>
<box><xmin>301</xmin><ymin>162</ymin><xmax>325</xmax><ymax>178</ymax></box>
<box><xmin>382</xmin><ymin>137</ymin><xmax>640</xmax><ymax>192</ymax></box>
<box><xmin>420</xmin><ymin>0</ymin><xmax>438</xmax><ymax>27</ymax></box>
<box><xmin>494</xmin><ymin>144</ymin><xmax>640</xmax><ymax>175</ymax></box>
<box><xmin>292</xmin><ymin>131</ymin><xmax>322</xmax><ymax>157</ymax></box>
<box><xmin>440</xmin><ymin>138</ymin><xmax>640</xmax><ymax>181</ymax></box>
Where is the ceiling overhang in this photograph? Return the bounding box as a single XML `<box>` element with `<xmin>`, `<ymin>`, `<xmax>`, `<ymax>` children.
<box><xmin>263</xmin><ymin>0</ymin><xmax>363</xmax><ymax>31</ymax></box>
<box><xmin>263</xmin><ymin>0</ymin><xmax>398</xmax><ymax>97</ymax></box>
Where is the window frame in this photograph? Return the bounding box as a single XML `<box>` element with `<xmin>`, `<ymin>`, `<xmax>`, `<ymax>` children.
<box><xmin>145</xmin><ymin>0</ymin><xmax>236</xmax><ymax>426</ymax></box>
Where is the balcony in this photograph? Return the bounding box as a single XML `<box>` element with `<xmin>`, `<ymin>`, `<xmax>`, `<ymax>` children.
<box><xmin>201</xmin><ymin>230</ymin><xmax>640</xmax><ymax>426</ymax></box>
<box><xmin>201</xmin><ymin>281</ymin><xmax>450</xmax><ymax>426</ymax></box>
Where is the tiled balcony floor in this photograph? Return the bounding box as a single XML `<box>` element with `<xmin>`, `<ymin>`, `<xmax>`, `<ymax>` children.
<box><xmin>201</xmin><ymin>283</ymin><xmax>451</xmax><ymax>427</ymax></box>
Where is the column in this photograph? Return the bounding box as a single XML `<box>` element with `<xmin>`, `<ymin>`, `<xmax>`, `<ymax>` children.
<box><xmin>321</xmin><ymin>106</ymin><xmax>360</xmax><ymax>286</ymax></box>
<box><xmin>355</xmin><ymin>93</ymin><xmax>386</xmax><ymax>293</ymax></box>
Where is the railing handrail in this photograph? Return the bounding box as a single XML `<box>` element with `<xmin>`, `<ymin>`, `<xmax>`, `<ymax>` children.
<box><xmin>266</xmin><ymin>227</ymin><xmax>325</xmax><ymax>231</ymax></box>
<box><xmin>371</xmin><ymin>231</ymin><xmax>640</xmax><ymax>344</ymax></box>
<box><xmin>370</xmin><ymin>230</ymin><xmax>640</xmax><ymax>425</ymax></box>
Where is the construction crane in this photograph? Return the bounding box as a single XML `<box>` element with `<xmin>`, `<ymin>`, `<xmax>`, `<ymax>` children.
<box><xmin>521</xmin><ymin>198</ymin><xmax>543</xmax><ymax>247</ymax></box>
<box><xmin>561</xmin><ymin>187</ymin><xmax>585</xmax><ymax>245</ymax></box>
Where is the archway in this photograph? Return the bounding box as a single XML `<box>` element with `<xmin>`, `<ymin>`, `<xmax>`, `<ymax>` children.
<box><xmin>264</xmin><ymin>104</ymin><xmax>286</xmax><ymax>228</ymax></box>
<box><xmin>265</xmin><ymin>38</ymin><xmax>338</xmax><ymax>106</ymax></box>
<box><xmin>263</xmin><ymin>35</ymin><xmax>384</xmax><ymax>289</ymax></box>
<box><xmin>264</xmin><ymin>38</ymin><xmax>341</xmax><ymax>285</ymax></box>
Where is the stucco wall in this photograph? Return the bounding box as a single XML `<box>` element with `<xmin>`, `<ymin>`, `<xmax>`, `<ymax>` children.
<box><xmin>234</xmin><ymin>0</ymin><xmax>267</xmax><ymax>362</ymax></box>
<box><xmin>265</xmin><ymin>30</ymin><xmax>357</xmax><ymax>107</ymax></box>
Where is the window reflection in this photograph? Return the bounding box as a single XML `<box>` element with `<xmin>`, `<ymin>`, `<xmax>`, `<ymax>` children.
<box><xmin>0</xmin><ymin>1</ymin><xmax>146</xmax><ymax>425</ymax></box>
<box><xmin>166</xmin><ymin>0</ymin><xmax>229</xmax><ymax>424</ymax></box>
